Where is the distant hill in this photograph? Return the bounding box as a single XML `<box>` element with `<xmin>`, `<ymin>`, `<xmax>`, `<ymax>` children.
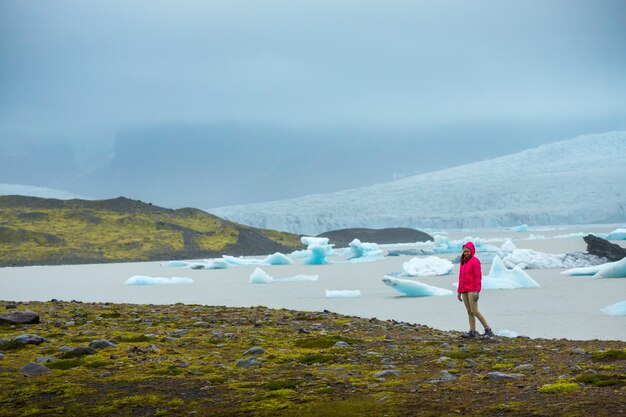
<box><xmin>0</xmin><ymin>196</ymin><xmax>303</xmax><ymax>267</ymax></box>
<box><xmin>318</xmin><ymin>228</ymin><xmax>433</xmax><ymax>248</ymax></box>
<box><xmin>210</xmin><ymin>131</ymin><xmax>626</xmax><ymax>234</ymax></box>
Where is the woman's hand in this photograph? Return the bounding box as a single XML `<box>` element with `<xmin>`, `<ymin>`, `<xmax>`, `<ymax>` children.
<box><xmin>474</xmin><ymin>292</ymin><xmax>480</xmax><ymax>302</ymax></box>
<box><xmin>457</xmin><ymin>293</ymin><xmax>462</xmax><ymax>302</ymax></box>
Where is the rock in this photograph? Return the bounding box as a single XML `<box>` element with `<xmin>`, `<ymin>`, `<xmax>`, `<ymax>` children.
<box><xmin>0</xmin><ymin>353</ymin><xmax>4</xmax><ymax>360</ymax></box>
<box><xmin>236</xmin><ymin>358</ymin><xmax>263</xmax><ymax>368</ymax></box>
<box><xmin>12</xmin><ymin>334</ymin><xmax>47</xmax><ymax>345</ymax></box>
<box><xmin>58</xmin><ymin>346</ymin><xmax>73</xmax><ymax>353</ymax></box>
<box><xmin>514</xmin><ymin>364</ymin><xmax>534</xmax><ymax>371</ymax></box>
<box><xmin>373</xmin><ymin>370</ymin><xmax>402</xmax><ymax>378</ymax></box>
<box><xmin>0</xmin><ymin>339</ymin><xmax>10</xmax><ymax>347</ymax></box>
<box><xmin>89</xmin><ymin>340</ymin><xmax>116</xmax><ymax>349</ymax></box>
<box><xmin>584</xmin><ymin>234</ymin><xmax>626</xmax><ymax>262</ymax></box>
<box><xmin>60</xmin><ymin>347</ymin><xmax>97</xmax><ymax>358</ymax></box>
<box><xmin>19</xmin><ymin>363</ymin><xmax>51</xmax><ymax>377</ymax></box>
<box><xmin>5</xmin><ymin>304</ymin><xmax>17</xmax><ymax>309</ymax></box>
<box><xmin>0</xmin><ymin>311</ymin><xmax>40</xmax><ymax>325</ymax></box>
<box><xmin>169</xmin><ymin>362</ymin><xmax>191</xmax><ymax>369</ymax></box>
<box><xmin>35</xmin><ymin>356</ymin><xmax>58</xmax><ymax>363</ymax></box>
<box><xmin>171</xmin><ymin>329</ymin><xmax>189</xmax><ymax>338</ymax></box>
<box><xmin>440</xmin><ymin>343</ymin><xmax>451</xmax><ymax>350</ymax></box>
<box><xmin>96</xmin><ymin>371</ymin><xmax>113</xmax><ymax>378</ymax></box>
<box><xmin>571</xmin><ymin>348</ymin><xmax>586</xmax><ymax>355</ymax></box>
<box><xmin>486</xmin><ymin>372</ymin><xmax>524</xmax><ymax>381</ymax></box>
<box><xmin>428</xmin><ymin>370</ymin><xmax>458</xmax><ymax>383</ymax></box>
<box><xmin>243</xmin><ymin>347</ymin><xmax>266</xmax><ymax>355</ymax></box>
<box><xmin>334</xmin><ymin>341</ymin><xmax>351</xmax><ymax>348</ymax></box>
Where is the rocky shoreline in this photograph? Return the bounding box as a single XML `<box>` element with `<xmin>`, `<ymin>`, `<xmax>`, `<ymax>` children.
<box><xmin>0</xmin><ymin>300</ymin><xmax>624</xmax><ymax>416</ymax></box>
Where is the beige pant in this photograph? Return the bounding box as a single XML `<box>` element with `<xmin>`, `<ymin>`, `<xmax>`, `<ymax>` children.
<box><xmin>462</xmin><ymin>292</ymin><xmax>490</xmax><ymax>331</ymax></box>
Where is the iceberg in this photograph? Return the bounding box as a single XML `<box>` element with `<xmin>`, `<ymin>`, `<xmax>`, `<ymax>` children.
<box><xmin>261</xmin><ymin>252</ymin><xmax>294</xmax><ymax>265</ymax></box>
<box><xmin>301</xmin><ymin>236</ymin><xmax>335</xmax><ymax>265</ymax></box>
<box><xmin>562</xmin><ymin>257</ymin><xmax>626</xmax><ymax>278</ymax></box>
<box><xmin>511</xmin><ymin>224</ymin><xmax>529</xmax><ymax>232</ymax></box>
<box><xmin>347</xmin><ymin>239</ymin><xmax>384</xmax><ymax>262</ymax></box>
<box><xmin>601</xmin><ymin>300</ymin><xmax>626</xmax><ymax>316</ymax></box>
<box><xmin>402</xmin><ymin>256</ymin><xmax>453</xmax><ymax>277</ymax></box>
<box><xmin>160</xmin><ymin>261</ymin><xmax>192</xmax><ymax>268</ymax></box>
<box><xmin>382</xmin><ymin>276</ymin><xmax>453</xmax><ymax>297</ymax></box>
<box><xmin>325</xmin><ymin>289</ymin><xmax>361</xmax><ymax>298</ymax></box>
<box><xmin>249</xmin><ymin>268</ymin><xmax>318</xmax><ymax>284</ymax></box>
<box><xmin>223</xmin><ymin>255</ymin><xmax>263</xmax><ymax>266</ymax></box>
<box><xmin>162</xmin><ymin>259</ymin><xmax>229</xmax><ymax>269</ymax></box>
<box><xmin>607</xmin><ymin>228</ymin><xmax>626</xmax><ymax>240</ymax></box>
<box><xmin>125</xmin><ymin>276</ymin><xmax>194</xmax><ymax>285</ymax></box>
<box><xmin>500</xmin><ymin>240</ymin><xmax>604</xmax><ymax>269</ymax></box>
<box><xmin>480</xmin><ymin>256</ymin><xmax>541</xmax><ymax>289</ymax></box>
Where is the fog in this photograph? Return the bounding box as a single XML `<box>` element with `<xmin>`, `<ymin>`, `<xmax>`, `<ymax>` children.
<box><xmin>1</xmin><ymin>1</ymin><xmax>625</xmax><ymax>209</ymax></box>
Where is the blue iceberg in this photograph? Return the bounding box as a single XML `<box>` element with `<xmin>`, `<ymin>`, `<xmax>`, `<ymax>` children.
<box><xmin>601</xmin><ymin>300</ymin><xmax>626</xmax><ymax>316</ymax></box>
<box><xmin>382</xmin><ymin>276</ymin><xmax>453</xmax><ymax>297</ymax></box>
<box><xmin>562</xmin><ymin>257</ymin><xmax>626</xmax><ymax>278</ymax></box>
<box><xmin>325</xmin><ymin>289</ymin><xmax>361</xmax><ymax>298</ymax></box>
<box><xmin>480</xmin><ymin>256</ymin><xmax>540</xmax><ymax>289</ymax></box>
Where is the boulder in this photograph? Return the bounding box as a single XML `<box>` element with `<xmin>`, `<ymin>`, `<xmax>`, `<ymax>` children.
<box><xmin>242</xmin><ymin>347</ymin><xmax>266</xmax><ymax>355</ymax></box>
<box><xmin>584</xmin><ymin>234</ymin><xmax>626</xmax><ymax>262</ymax></box>
<box><xmin>89</xmin><ymin>340</ymin><xmax>116</xmax><ymax>349</ymax></box>
<box><xmin>19</xmin><ymin>363</ymin><xmax>51</xmax><ymax>377</ymax></box>
<box><xmin>60</xmin><ymin>347</ymin><xmax>97</xmax><ymax>358</ymax></box>
<box><xmin>12</xmin><ymin>334</ymin><xmax>47</xmax><ymax>345</ymax></box>
<box><xmin>0</xmin><ymin>311</ymin><xmax>40</xmax><ymax>325</ymax></box>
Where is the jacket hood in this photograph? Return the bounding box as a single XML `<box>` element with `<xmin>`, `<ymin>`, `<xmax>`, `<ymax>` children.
<box><xmin>463</xmin><ymin>242</ymin><xmax>476</xmax><ymax>257</ymax></box>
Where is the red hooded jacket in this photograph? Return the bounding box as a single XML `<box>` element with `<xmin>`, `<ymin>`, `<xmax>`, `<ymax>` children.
<box><xmin>458</xmin><ymin>242</ymin><xmax>482</xmax><ymax>293</ymax></box>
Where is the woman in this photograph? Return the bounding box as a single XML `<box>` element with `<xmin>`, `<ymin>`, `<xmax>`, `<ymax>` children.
<box><xmin>457</xmin><ymin>242</ymin><xmax>494</xmax><ymax>338</ymax></box>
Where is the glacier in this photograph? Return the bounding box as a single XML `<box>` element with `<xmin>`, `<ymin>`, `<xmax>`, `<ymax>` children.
<box><xmin>0</xmin><ymin>183</ymin><xmax>92</xmax><ymax>200</ymax></box>
<box><xmin>209</xmin><ymin>132</ymin><xmax>626</xmax><ymax>235</ymax></box>
<box><xmin>601</xmin><ymin>301</ymin><xmax>626</xmax><ymax>316</ymax></box>
<box><xmin>382</xmin><ymin>276</ymin><xmax>453</xmax><ymax>297</ymax></box>
<box><xmin>561</xmin><ymin>257</ymin><xmax>626</xmax><ymax>278</ymax></box>
<box><xmin>125</xmin><ymin>276</ymin><xmax>194</xmax><ymax>285</ymax></box>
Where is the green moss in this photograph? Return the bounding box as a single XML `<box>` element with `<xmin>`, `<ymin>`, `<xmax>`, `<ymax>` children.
<box><xmin>265</xmin><ymin>380</ymin><xmax>298</xmax><ymax>390</ymax></box>
<box><xmin>576</xmin><ymin>372</ymin><xmax>626</xmax><ymax>387</ymax></box>
<box><xmin>296</xmin><ymin>399</ymin><xmax>392</xmax><ymax>417</ymax></box>
<box><xmin>293</xmin><ymin>335</ymin><xmax>360</xmax><ymax>349</ymax></box>
<box><xmin>115</xmin><ymin>334</ymin><xmax>151</xmax><ymax>343</ymax></box>
<box><xmin>492</xmin><ymin>363</ymin><xmax>514</xmax><ymax>370</ymax></box>
<box><xmin>591</xmin><ymin>349</ymin><xmax>626</xmax><ymax>361</ymax></box>
<box><xmin>46</xmin><ymin>358</ymin><xmax>83</xmax><ymax>370</ymax></box>
<box><xmin>298</xmin><ymin>353</ymin><xmax>336</xmax><ymax>365</ymax></box>
<box><xmin>539</xmin><ymin>382</ymin><xmax>580</xmax><ymax>393</ymax></box>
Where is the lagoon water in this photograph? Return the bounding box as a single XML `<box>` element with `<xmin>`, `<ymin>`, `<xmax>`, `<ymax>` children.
<box><xmin>1</xmin><ymin>224</ymin><xmax>624</xmax><ymax>341</ymax></box>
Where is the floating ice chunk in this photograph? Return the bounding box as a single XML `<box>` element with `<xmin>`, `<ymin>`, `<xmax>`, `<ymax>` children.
<box><xmin>190</xmin><ymin>259</ymin><xmax>230</xmax><ymax>269</ymax></box>
<box><xmin>325</xmin><ymin>290</ymin><xmax>361</xmax><ymax>298</ymax></box>
<box><xmin>249</xmin><ymin>268</ymin><xmax>274</xmax><ymax>283</ymax></box>
<box><xmin>347</xmin><ymin>239</ymin><xmax>384</xmax><ymax>263</ymax></box>
<box><xmin>525</xmin><ymin>234</ymin><xmax>546</xmax><ymax>240</ymax></box>
<box><xmin>481</xmin><ymin>256</ymin><xmax>540</xmax><ymax>289</ymax></box>
<box><xmin>223</xmin><ymin>255</ymin><xmax>263</xmax><ymax>266</ymax></box>
<box><xmin>562</xmin><ymin>257</ymin><xmax>626</xmax><ymax>278</ymax></box>
<box><xmin>555</xmin><ymin>232</ymin><xmax>586</xmax><ymax>239</ymax></box>
<box><xmin>280</xmin><ymin>274</ymin><xmax>319</xmax><ymax>282</ymax></box>
<box><xmin>607</xmin><ymin>228</ymin><xmax>626</xmax><ymax>240</ymax></box>
<box><xmin>249</xmin><ymin>268</ymin><xmax>318</xmax><ymax>283</ymax></box>
<box><xmin>261</xmin><ymin>252</ymin><xmax>294</xmax><ymax>265</ymax></box>
<box><xmin>382</xmin><ymin>276</ymin><xmax>453</xmax><ymax>297</ymax></box>
<box><xmin>495</xmin><ymin>330</ymin><xmax>519</xmax><ymax>338</ymax></box>
<box><xmin>402</xmin><ymin>256</ymin><xmax>453</xmax><ymax>277</ymax></box>
<box><xmin>125</xmin><ymin>276</ymin><xmax>194</xmax><ymax>285</ymax></box>
<box><xmin>160</xmin><ymin>261</ymin><xmax>192</xmax><ymax>268</ymax></box>
<box><xmin>601</xmin><ymin>300</ymin><xmax>626</xmax><ymax>316</ymax></box>
<box><xmin>511</xmin><ymin>224</ymin><xmax>529</xmax><ymax>232</ymax></box>
<box><xmin>301</xmin><ymin>236</ymin><xmax>335</xmax><ymax>265</ymax></box>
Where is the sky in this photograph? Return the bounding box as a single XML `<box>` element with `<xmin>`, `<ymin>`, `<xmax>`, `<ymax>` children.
<box><xmin>1</xmin><ymin>0</ymin><xmax>625</xmax><ymax>209</ymax></box>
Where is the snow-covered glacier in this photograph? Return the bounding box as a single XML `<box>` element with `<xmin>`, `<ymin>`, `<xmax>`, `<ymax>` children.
<box><xmin>209</xmin><ymin>132</ymin><xmax>626</xmax><ymax>235</ymax></box>
<box><xmin>0</xmin><ymin>184</ymin><xmax>91</xmax><ymax>200</ymax></box>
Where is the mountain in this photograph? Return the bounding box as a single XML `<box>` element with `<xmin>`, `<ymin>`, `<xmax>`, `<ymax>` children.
<box><xmin>209</xmin><ymin>131</ymin><xmax>626</xmax><ymax>235</ymax></box>
<box><xmin>0</xmin><ymin>196</ymin><xmax>302</xmax><ymax>267</ymax></box>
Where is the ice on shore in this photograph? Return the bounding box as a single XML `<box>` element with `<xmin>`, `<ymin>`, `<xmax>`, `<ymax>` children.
<box><xmin>402</xmin><ymin>256</ymin><xmax>453</xmax><ymax>277</ymax></box>
<box><xmin>249</xmin><ymin>267</ymin><xmax>318</xmax><ymax>284</ymax></box>
<box><xmin>301</xmin><ymin>236</ymin><xmax>335</xmax><ymax>265</ymax></box>
<box><xmin>511</xmin><ymin>224</ymin><xmax>529</xmax><ymax>232</ymax></box>
<box><xmin>347</xmin><ymin>239</ymin><xmax>384</xmax><ymax>262</ymax></box>
<box><xmin>325</xmin><ymin>289</ymin><xmax>361</xmax><ymax>298</ymax></box>
<box><xmin>382</xmin><ymin>276</ymin><xmax>453</xmax><ymax>297</ymax></box>
<box><xmin>562</xmin><ymin>257</ymin><xmax>626</xmax><ymax>278</ymax></box>
<box><xmin>601</xmin><ymin>300</ymin><xmax>626</xmax><ymax>316</ymax></box>
<box><xmin>478</xmin><ymin>256</ymin><xmax>540</xmax><ymax>289</ymax></box>
<box><xmin>125</xmin><ymin>276</ymin><xmax>194</xmax><ymax>285</ymax></box>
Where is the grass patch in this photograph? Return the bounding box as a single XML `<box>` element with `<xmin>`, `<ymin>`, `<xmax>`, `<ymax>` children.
<box><xmin>576</xmin><ymin>372</ymin><xmax>626</xmax><ymax>387</ymax></box>
<box><xmin>591</xmin><ymin>349</ymin><xmax>626</xmax><ymax>361</ymax></box>
<box><xmin>265</xmin><ymin>380</ymin><xmax>298</xmax><ymax>390</ymax></box>
<box><xmin>115</xmin><ymin>334</ymin><xmax>151</xmax><ymax>343</ymax></box>
<box><xmin>539</xmin><ymin>382</ymin><xmax>580</xmax><ymax>393</ymax></box>
<box><xmin>47</xmin><ymin>358</ymin><xmax>83</xmax><ymax>370</ymax></box>
<box><xmin>298</xmin><ymin>353</ymin><xmax>336</xmax><ymax>365</ymax></box>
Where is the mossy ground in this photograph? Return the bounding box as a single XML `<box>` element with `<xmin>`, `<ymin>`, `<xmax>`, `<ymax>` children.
<box><xmin>0</xmin><ymin>196</ymin><xmax>303</xmax><ymax>266</ymax></box>
<box><xmin>1</xmin><ymin>301</ymin><xmax>625</xmax><ymax>417</ymax></box>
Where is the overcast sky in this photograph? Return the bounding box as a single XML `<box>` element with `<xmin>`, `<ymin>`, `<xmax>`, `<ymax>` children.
<box><xmin>1</xmin><ymin>0</ymin><xmax>625</xmax><ymax>206</ymax></box>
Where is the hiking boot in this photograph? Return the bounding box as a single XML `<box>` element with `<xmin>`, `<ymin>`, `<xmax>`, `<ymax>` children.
<box><xmin>461</xmin><ymin>330</ymin><xmax>477</xmax><ymax>339</ymax></box>
<box><xmin>481</xmin><ymin>328</ymin><xmax>495</xmax><ymax>338</ymax></box>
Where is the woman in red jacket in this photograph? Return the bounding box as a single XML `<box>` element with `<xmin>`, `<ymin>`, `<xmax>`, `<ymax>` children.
<box><xmin>457</xmin><ymin>241</ymin><xmax>494</xmax><ymax>338</ymax></box>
